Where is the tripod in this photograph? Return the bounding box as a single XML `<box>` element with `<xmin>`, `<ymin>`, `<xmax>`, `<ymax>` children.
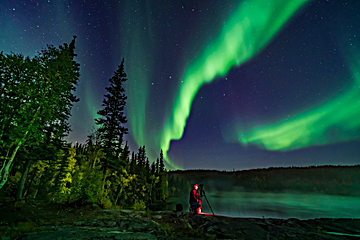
<box><xmin>200</xmin><ymin>185</ymin><xmax>215</xmax><ymax>215</ymax></box>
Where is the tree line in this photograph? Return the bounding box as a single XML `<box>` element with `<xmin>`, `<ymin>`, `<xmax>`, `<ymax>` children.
<box><xmin>0</xmin><ymin>36</ymin><xmax>168</xmax><ymax>209</ymax></box>
<box><xmin>168</xmin><ymin>165</ymin><xmax>360</xmax><ymax>197</ymax></box>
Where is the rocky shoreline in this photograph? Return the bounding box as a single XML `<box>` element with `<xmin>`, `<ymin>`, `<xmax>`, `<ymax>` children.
<box><xmin>2</xmin><ymin>209</ymin><xmax>359</xmax><ymax>239</ymax></box>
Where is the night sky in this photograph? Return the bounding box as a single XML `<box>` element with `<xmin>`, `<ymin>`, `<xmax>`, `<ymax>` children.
<box><xmin>1</xmin><ymin>0</ymin><xmax>360</xmax><ymax>170</ymax></box>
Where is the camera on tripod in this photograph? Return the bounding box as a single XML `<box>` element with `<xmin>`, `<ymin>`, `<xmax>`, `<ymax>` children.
<box><xmin>198</xmin><ymin>183</ymin><xmax>214</xmax><ymax>215</ymax></box>
<box><xmin>199</xmin><ymin>184</ymin><xmax>205</xmax><ymax>197</ymax></box>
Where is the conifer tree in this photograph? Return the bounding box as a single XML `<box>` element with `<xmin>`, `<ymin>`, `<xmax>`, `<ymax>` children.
<box><xmin>141</xmin><ymin>146</ymin><xmax>146</xmax><ymax>166</ymax></box>
<box><xmin>95</xmin><ymin>58</ymin><xmax>128</xmax><ymax>157</ymax></box>
<box><xmin>120</xmin><ymin>141</ymin><xmax>130</xmax><ymax>165</ymax></box>
<box><xmin>155</xmin><ymin>158</ymin><xmax>160</xmax><ymax>175</ymax></box>
<box><xmin>130</xmin><ymin>151</ymin><xmax>136</xmax><ymax>174</ymax></box>
<box><xmin>95</xmin><ymin>59</ymin><xmax>128</xmax><ymax>193</ymax></box>
<box><xmin>145</xmin><ymin>158</ymin><xmax>150</xmax><ymax>172</ymax></box>
<box><xmin>131</xmin><ymin>151</ymin><xmax>135</xmax><ymax>163</ymax></box>
<box><xmin>150</xmin><ymin>162</ymin><xmax>156</xmax><ymax>175</ymax></box>
<box><xmin>159</xmin><ymin>149</ymin><xmax>165</xmax><ymax>173</ymax></box>
<box><xmin>145</xmin><ymin>157</ymin><xmax>150</xmax><ymax>179</ymax></box>
<box><xmin>137</xmin><ymin>146</ymin><xmax>143</xmax><ymax>167</ymax></box>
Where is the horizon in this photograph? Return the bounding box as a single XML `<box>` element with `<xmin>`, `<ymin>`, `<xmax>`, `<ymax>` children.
<box><xmin>168</xmin><ymin>163</ymin><xmax>360</xmax><ymax>172</ymax></box>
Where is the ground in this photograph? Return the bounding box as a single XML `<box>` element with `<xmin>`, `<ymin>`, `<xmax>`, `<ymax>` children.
<box><xmin>1</xmin><ymin>198</ymin><xmax>360</xmax><ymax>239</ymax></box>
<box><xmin>0</xmin><ymin>198</ymin><xmax>194</xmax><ymax>239</ymax></box>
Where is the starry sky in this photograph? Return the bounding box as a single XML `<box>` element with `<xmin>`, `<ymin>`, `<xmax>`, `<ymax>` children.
<box><xmin>1</xmin><ymin>0</ymin><xmax>360</xmax><ymax>170</ymax></box>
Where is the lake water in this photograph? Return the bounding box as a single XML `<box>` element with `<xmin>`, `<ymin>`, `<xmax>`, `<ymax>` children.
<box><xmin>169</xmin><ymin>191</ymin><xmax>360</xmax><ymax>219</ymax></box>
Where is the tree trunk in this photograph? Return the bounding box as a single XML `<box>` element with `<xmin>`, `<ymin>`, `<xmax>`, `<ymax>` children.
<box><xmin>0</xmin><ymin>145</ymin><xmax>12</xmax><ymax>177</ymax></box>
<box><xmin>100</xmin><ymin>167</ymin><xmax>107</xmax><ymax>196</ymax></box>
<box><xmin>0</xmin><ymin>138</ymin><xmax>27</xmax><ymax>189</ymax></box>
<box><xmin>149</xmin><ymin>178</ymin><xmax>155</xmax><ymax>203</ymax></box>
<box><xmin>114</xmin><ymin>186</ymin><xmax>123</xmax><ymax>205</ymax></box>
<box><xmin>33</xmin><ymin>172</ymin><xmax>43</xmax><ymax>199</ymax></box>
<box><xmin>0</xmin><ymin>106</ymin><xmax>41</xmax><ymax>190</ymax></box>
<box><xmin>35</xmin><ymin>165</ymin><xmax>49</xmax><ymax>199</ymax></box>
<box><xmin>16</xmin><ymin>159</ymin><xmax>33</xmax><ymax>201</ymax></box>
<box><xmin>23</xmin><ymin>167</ymin><xmax>38</xmax><ymax>198</ymax></box>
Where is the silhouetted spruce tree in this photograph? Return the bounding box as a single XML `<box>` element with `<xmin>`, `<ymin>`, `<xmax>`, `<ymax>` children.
<box><xmin>145</xmin><ymin>158</ymin><xmax>150</xmax><ymax>171</ymax></box>
<box><xmin>155</xmin><ymin>158</ymin><xmax>160</xmax><ymax>175</ymax></box>
<box><xmin>95</xmin><ymin>58</ymin><xmax>128</xmax><ymax>194</ymax></box>
<box><xmin>159</xmin><ymin>149</ymin><xmax>165</xmax><ymax>173</ymax></box>
<box><xmin>120</xmin><ymin>141</ymin><xmax>130</xmax><ymax>165</ymax></box>
<box><xmin>95</xmin><ymin>58</ymin><xmax>128</xmax><ymax>157</ymax></box>
<box><xmin>130</xmin><ymin>151</ymin><xmax>136</xmax><ymax>174</ymax></box>
<box><xmin>145</xmin><ymin>157</ymin><xmax>150</xmax><ymax>179</ymax></box>
<box><xmin>131</xmin><ymin>151</ymin><xmax>135</xmax><ymax>163</ymax></box>
<box><xmin>150</xmin><ymin>162</ymin><xmax>155</xmax><ymax>175</ymax></box>
<box><xmin>136</xmin><ymin>146</ymin><xmax>141</xmax><ymax>166</ymax></box>
<box><xmin>140</xmin><ymin>146</ymin><xmax>148</xmax><ymax>185</ymax></box>
<box><xmin>135</xmin><ymin>146</ymin><xmax>142</xmax><ymax>174</ymax></box>
<box><xmin>140</xmin><ymin>146</ymin><xmax>146</xmax><ymax>166</ymax></box>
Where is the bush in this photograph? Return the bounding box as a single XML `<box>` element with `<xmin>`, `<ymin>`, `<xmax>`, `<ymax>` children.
<box><xmin>133</xmin><ymin>200</ymin><xmax>146</xmax><ymax>211</ymax></box>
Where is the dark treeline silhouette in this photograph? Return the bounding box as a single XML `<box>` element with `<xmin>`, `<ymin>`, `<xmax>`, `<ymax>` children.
<box><xmin>168</xmin><ymin>165</ymin><xmax>360</xmax><ymax>197</ymax></box>
<box><xmin>170</xmin><ymin>164</ymin><xmax>360</xmax><ymax>173</ymax></box>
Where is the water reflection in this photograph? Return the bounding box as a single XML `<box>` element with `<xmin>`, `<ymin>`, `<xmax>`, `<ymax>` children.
<box><xmin>169</xmin><ymin>192</ymin><xmax>360</xmax><ymax>219</ymax></box>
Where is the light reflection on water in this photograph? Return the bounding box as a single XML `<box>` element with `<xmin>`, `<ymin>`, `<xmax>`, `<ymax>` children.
<box><xmin>168</xmin><ymin>192</ymin><xmax>360</xmax><ymax>219</ymax></box>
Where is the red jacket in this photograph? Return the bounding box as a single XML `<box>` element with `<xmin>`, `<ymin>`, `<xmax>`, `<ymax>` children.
<box><xmin>189</xmin><ymin>189</ymin><xmax>200</xmax><ymax>204</ymax></box>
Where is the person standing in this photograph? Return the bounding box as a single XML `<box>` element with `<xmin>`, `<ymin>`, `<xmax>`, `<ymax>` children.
<box><xmin>189</xmin><ymin>183</ymin><xmax>201</xmax><ymax>213</ymax></box>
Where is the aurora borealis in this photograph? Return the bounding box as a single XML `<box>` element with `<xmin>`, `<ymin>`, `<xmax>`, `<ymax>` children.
<box><xmin>1</xmin><ymin>0</ymin><xmax>360</xmax><ymax>170</ymax></box>
<box><xmin>237</xmin><ymin>61</ymin><xmax>360</xmax><ymax>151</ymax></box>
<box><xmin>155</xmin><ymin>0</ymin><xmax>311</xmax><ymax>168</ymax></box>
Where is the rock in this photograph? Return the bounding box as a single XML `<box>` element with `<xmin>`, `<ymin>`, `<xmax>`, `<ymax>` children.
<box><xmin>14</xmin><ymin>216</ymin><xmax>167</xmax><ymax>240</ymax></box>
<box><xmin>8</xmin><ymin>209</ymin><xmax>360</xmax><ymax>240</ymax></box>
<box><xmin>119</xmin><ymin>220</ymin><xmax>130</xmax><ymax>230</ymax></box>
<box><xmin>103</xmin><ymin>209</ymin><xmax>120</xmax><ymax>215</ymax></box>
<box><xmin>15</xmin><ymin>229</ymin><xmax>159</xmax><ymax>240</ymax></box>
<box><xmin>90</xmin><ymin>219</ymin><xmax>105</xmax><ymax>227</ymax></box>
<box><xmin>105</xmin><ymin>220</ymin><xmax>117</xmax><ymax>227</ymax></box>
<box><xmin>119</xmin><ymin>209</ymin><xmax>134</xmax><ymax>216</ymax></box>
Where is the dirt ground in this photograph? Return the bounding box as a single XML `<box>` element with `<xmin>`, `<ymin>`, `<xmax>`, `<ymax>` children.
<box><xmin>1</xmin><ymin>198</ymin><xmax>107</xmax><ymax>226</ymax></box>
<box><xmin>2</xmin><ymin>198</ymin><xmax>360</xmax><ymax>240</ymax></box>
<box><xmin>0</xmin><ymin>198</ymin><xmax>188</xmax><ymax>239</ymax></box>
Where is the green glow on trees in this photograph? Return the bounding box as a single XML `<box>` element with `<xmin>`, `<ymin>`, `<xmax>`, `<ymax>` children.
<box><xmin>0</xmin><ymin>37</ymin><xmax>80</xmax><ymax>188</ymax></box>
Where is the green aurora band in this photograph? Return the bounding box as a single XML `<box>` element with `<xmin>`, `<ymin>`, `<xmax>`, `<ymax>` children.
<box><xmin>237</xmin><ymin>59</ymin><xmax>360</xmax><ymax>151</ymax></box>
<box><xmin>85</xmin><ymin>83</ymin><xmax>101</xmax><ymax>129</ymax></box>
<box><xmin>122</xmin><ymin>0</ymin><xmax>154</xmax><ymax>153</ymax></box>
<box><xmin>159</xmin><ymin>0</ymin><xmax>311</xmax><ymax>168</ymax></box>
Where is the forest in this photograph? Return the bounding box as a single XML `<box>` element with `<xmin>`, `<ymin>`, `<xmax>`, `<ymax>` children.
<box><xmin>0</xmin><ymin>37</ymin><xmax>168</xmax><ymax>210</ymax></box>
